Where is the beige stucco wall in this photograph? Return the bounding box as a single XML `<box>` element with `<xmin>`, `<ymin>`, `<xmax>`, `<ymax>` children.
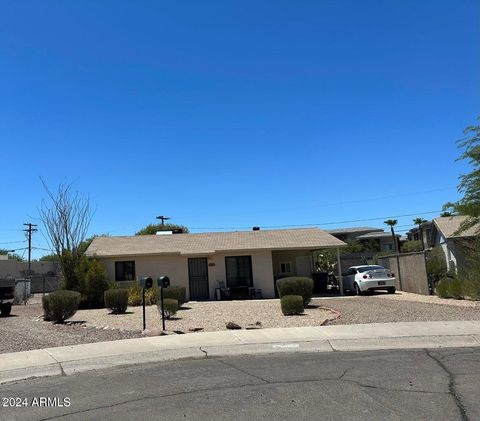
<box><xmin>99</xmin><ymin>254</ymin><xmax>190</xmax><ymax>295</ymax></box>
<box><xmin>271</xmin><ymin>250</ymin><xmax>314</xmax><ymax>279</ymax></box>
<box><xmin>98</xmin><ymin>249</ymin><xmax>276</xmax><ymax>299</ymax></box>
<box><xmin>205</xmin><ymin>250</ymin><xmax>275</xmax><ymax>298</ymax></box>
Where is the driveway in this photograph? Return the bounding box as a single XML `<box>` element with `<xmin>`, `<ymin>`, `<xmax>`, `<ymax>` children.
<box><xmin>1</xmin><ymin>348</ymin><xmax>479</xmax><ymax>420</ymax></box>
<box><xmin>317</xmin><ymin>292</ymin><xmax>480</xmax><ymax>326</ymax></box>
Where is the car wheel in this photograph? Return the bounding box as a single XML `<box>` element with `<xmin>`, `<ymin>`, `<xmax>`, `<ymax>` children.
<box><xmin>0</xmin><ymin>304</ymin><xmax>12</xmax><ymax>317</ymax></box>
<box><xmin>354</xmin><ymin>283</ymin><xmax>362</xmax><ymax>296</ymax></box>
<box><xmin>387</xmin><ymin>287</ymin><xmax>396</xmax><ymax>294</ymax></box>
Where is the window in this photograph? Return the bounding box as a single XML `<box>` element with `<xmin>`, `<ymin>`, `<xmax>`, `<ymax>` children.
<box><xmin>280</xmin><ymin>262</ymin><xmax>292</xmax><ymax>274</ymax></box>
<box><xmin>357</xmin><ymin>265</ymin><xmax>384</xmax><ymax>273</ymax></box>
<box><xmin>225</xmin><ymin>256</ymin><xmax>253</xmax><ymax>287</ymax></box>
<box><xmin>115</xmin><ymin>261</ymin><xmax>136</xmax><ymax>282</ymax></box>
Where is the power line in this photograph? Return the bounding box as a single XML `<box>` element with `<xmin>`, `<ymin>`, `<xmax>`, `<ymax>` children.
<box><xmin>0</xmin><ymin>240</ymin><xmax>28</xmax><ymax>245</ymax></box>
<box><xmin>190</xmin><ymin>210</ymin><xmax>442</xmax><ymax>231</ymax></box>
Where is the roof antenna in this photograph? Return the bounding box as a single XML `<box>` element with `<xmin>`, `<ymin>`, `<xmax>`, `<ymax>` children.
<box><xmin>156</xmin><ymin>215</ymin><xmax>171</xmax><ymax>226</ymax></box>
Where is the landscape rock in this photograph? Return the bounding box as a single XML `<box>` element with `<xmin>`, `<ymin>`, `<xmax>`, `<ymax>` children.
<box><xmin>189</xmin><ymin>327</ymin><xmax>204</xmax><ymax>332</ymax></box>
<box><xmin>142</xmin><ymin>328</ymin><xmax>165</xmax><ymax>337</ymax></box>
<box><xmin>226</xmin><ymin>321</ymin><xmax>242</xmax><ymax>330</ymax></box>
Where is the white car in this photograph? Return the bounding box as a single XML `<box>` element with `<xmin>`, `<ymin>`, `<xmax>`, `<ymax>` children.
<box><xmin>342</xmin><ymin>265</ymin><xmax>396</xmax><ymax>295</ymax></box>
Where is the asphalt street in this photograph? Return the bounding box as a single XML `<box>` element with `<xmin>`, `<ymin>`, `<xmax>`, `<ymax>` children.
<box><xmin>1</xmin><ymin>347</ymin><xmax>479</xmax><ymax>421</ymax></box>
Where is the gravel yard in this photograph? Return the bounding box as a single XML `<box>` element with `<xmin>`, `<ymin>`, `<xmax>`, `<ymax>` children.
<box><xmin>2</xmin><ymin>291</ymin><xmax>480</xmax><ymax>354</ymax></box>
<box><xmin>318</xmin><ymin>291</ymin><xmax>480</xmax><ymax>325</ymax></box>
<box><xmin>0</xmin><ymin>302</ymin><xmax>141</xmax><ymax>355</ymax></box>
<box><xmin>69</xmin><ymin>300</ymin><xmax>338</xmax><ymax>333</ymax></box>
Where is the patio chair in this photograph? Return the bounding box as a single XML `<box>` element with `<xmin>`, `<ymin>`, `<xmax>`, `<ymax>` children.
<box><xmin>217</xmin><ymin>280</ymin><xmax>231</xmax><ymax>300</ymax></box>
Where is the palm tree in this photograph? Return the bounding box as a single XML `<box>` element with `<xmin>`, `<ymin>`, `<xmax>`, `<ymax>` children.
<box><xmin>384</xmin><ymin>219</ymin><xmax>398</xmax><ymax>252</ymax></box>
<box><xmin>384</xmin><ymin>219</ymin><xmax>402</xmax><ymax>291</ymax></box>
<box><xmin>413</xmin><ymin>218</ymin><xmax>427</xmax><ymax>250</ymax></box>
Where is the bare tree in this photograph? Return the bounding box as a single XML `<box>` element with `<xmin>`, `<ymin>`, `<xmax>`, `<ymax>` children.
<box><xmin>39</xmin><ymin>180</ymin><xmax>93</xmax><ymax>289</ymax></box>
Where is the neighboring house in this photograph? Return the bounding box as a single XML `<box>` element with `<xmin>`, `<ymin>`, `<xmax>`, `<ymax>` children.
<box><xmin>327</xmin><ymin>226</ymin><xmax>399</xmax><ymax>252</ymax></box>
<box><xmin>406</xmin><ymin>221</ymin><xmax>434</xmax><ymax>247</ymax></box>
<box><xmin>427</xmin><ymin>216</ymin><xmax>479</xmax><ymax>273</ymax></box>
<box><xmin>85</xmin><ymin>228</ymin><xmax>345</xmax><ymax>300</ymax></box>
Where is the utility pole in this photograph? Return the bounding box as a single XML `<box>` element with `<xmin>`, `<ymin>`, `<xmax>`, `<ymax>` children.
<box><xmin>156</xmin><ymin>215</ymin><xmax>170</xmax><ymax>226</ymax></box>
<box><xmin>23</xmin><ymin>223</ymin><xmax>38</xmax><ymax>277</ymax></box>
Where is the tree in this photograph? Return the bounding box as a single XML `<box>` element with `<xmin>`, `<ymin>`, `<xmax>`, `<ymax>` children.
<box><xmin>444</xmin><ymin>117</ymin><xmax>480</xmax><ymax>234</ymax></box>
<box><xmin>0</xmin><ymin>249</ymin><xmax>25</xmax><ymax>262</ymax></box>
<box><xmin>384</xmin><ymin>219</ymin><xmax>402</xmax><ymax>289</ymax></box>
<box><xmin>384</xmin><ymin>219</ymin><xmax>398</xmax><ymax>252</ymax></box>
<box><xmin>135</xmin><ymin>223</ymin><xmax>189</xmax><ymax>235</ymax></box>
<box><xmin>39</xmin><ymin>254</ymin><xmax>59</xmax><ymax>262</ymax></box>
<box><xmin>401</xmin><ymin>240</ymin><xmax>423</xmax><ymax>253</ymax></box>
<box><xmin>413</xmin><ymin>217</ymin><xmax>427</xmax><ymax>250</ymax></box>
<box><xmin>39</xmin><ymin>181</ymin><xmax>92</xmax><ymax>290</ymax></box>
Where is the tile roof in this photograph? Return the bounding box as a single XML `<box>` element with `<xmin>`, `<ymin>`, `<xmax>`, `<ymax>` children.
<box><xmin>433</xmin><ymin>216</ymin><xmax>480</xmax><ymax>239</ymax></box>
<box><xmin>85</xmin><ymin>228</ymin><xmax>346</xmax><ymax>258</ymax></box>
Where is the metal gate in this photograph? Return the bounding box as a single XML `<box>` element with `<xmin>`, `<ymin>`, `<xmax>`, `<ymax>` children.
<box><xmin>188</xmin><ymin>258</ymin><xmax>210</xmax><ymax>300</ymax></box>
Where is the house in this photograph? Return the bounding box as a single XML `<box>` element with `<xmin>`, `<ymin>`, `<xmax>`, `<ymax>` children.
<box><xmin>85</xmin><ymin>228</ymin><xmax>346</xmax><ymax>300</ymax></box>
<box><xmin>327</xmin><ymin>226</ymin><xmax>399</xmax><ymax>252</ymax></box>
<box><xmin>406</xmin><ymin>221</ymin><xmax>434</xmax><ymax>248</ymax></box>
<box><xmin>427</xmin><ymin>216</ymin><xmax>479</xmax><ymax>273</ymax></box>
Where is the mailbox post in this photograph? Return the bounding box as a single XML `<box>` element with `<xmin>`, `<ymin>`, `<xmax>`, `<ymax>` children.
<box><xmin>140</xmin><ymin>276</ymin><xmax>153</xmax><ymax>330</ymax></box>
<box><xmin>158</xmin><ymin>276</ymin><xmax>170</xmax><ymax>331</ymax></box>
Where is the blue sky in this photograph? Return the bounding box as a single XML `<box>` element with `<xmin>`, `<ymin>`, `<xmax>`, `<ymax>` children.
<box><xmin>0</xmin><ymin>0</ymin><xmax>479</xmax><ymax>258</ymax></box>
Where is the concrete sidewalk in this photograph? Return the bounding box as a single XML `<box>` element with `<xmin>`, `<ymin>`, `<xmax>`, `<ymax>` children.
<box><xmin>1</xmin><ymin>320</ymin><xmax>480</xmax><ymax>385</ymax></box>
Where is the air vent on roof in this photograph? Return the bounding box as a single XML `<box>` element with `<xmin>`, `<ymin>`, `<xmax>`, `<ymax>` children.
<box><xmin>252</xmin><ymin>227</ymin><xmax>260</xmax><ymax>231</ymax></box>
<box><xmin>156</xmin><ymin>231</ymin><xmax>173</xmax><ymax>235</ymax></box>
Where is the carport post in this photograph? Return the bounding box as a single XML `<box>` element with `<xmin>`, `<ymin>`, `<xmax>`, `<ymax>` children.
<box><xmin>336</xmin><ymin>247</ymin><xmax>344</xmax><ymax>296</ymax></box>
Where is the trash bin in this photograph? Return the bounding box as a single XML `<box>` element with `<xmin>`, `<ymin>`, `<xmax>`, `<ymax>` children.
<box><xmin>14</xmin><ymin>279</ymin><xmax>31</xmax><ymax>304</ymax></box>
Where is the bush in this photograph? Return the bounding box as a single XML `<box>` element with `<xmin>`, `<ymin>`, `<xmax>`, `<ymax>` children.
<box><xmin>104</xmin><ymin>289</ymin><xmax>129</xmax><ymax>314</ymax></box>
<box><xmin>127</xmin><ymin>285</ymin><xmax>143</xmax><ymax>306</ymax></box>
<box><xmin>161</xmin><ymin>286</ymin><xmax>187</xmax><ymax>306</ymax></box>
<box><xmin>146</xmin><ymin>286</ymin><xmax>159</xmax><ymax>305</ymax></box>
<box><xmin>276</xmin><ymin>277</ymin><xmax>313</xmax><ymax>307</ymax></box>
<box><xmin>157</xmin><ymin>298</ymin><xmax>178</xmax><ymax>319</ymax></box>
<box><xmin>127</xmin><ymin>285</ymin><xmax>159</xmax><ymax>306</ymax></box>
<box><xmin>280</xmin><ymin>295</ymin><xmax>304</xmax><ymax>316</ymax></box>
<box><xmin>401</xmin><ymin>240</ymin><xmax>423</xmax><ymax>253</ymax></box>
<box><xmin>42</xmin><ymin>290</ymin><xmax>81</xmax><ymax>323</ymax></box>
<box><xmin>75</xmin><ymin>257</ymin><xmax>110</xmax><ymax>308</ymax></box>
<box><xmin>426</xmin><ymin>246</ymin><xmax>448</xmax><ymax>284</ymax></box>
<box><xmin>436</xmin><ymin>277</ymin><xmax>463</xmax><ymax>299</ymax></box>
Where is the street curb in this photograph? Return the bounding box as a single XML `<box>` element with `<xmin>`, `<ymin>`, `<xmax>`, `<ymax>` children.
<box><xmin>1</xmin><ymin>321</ymin><xmax>480</xmax><ymax>385</ymax></box>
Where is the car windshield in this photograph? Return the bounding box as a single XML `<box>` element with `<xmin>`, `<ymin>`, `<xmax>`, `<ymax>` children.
<box><xmin>357</xmin><ymin>265</ymin><xmax>385</xmax><ymax>273</ymax></box>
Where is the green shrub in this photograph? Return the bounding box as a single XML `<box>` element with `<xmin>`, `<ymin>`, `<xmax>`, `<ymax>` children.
<box><xmin>128</xmin><ymin>285</ymin><xmax>143</xmax><ymax>306</ymax></box>
<box><xmin>104</xmin><ymin>289</ymin><xmax>129</xmax><ymax>314</ymax></box>
<box><xmin>42</xmin><ymin>290</ymin><xmax>81</xmax><ymax>323</ymax></box>
<box><xmin>436</xmin><ymin>277</ymin><xmax>463</xmax><ymax>299</ymax></box>
<box><xmin>280</xmin><ymin>295</ymin><xmax>304</xmax><ymax>316</ymax></box>
<box><xmin>127</xmin><ymin>285</ymin><xmax>159</xmax><ymax>306</ymax></box>
<box><xmin>75</xmin><ymin>257</ymin><xmax>110</xmax><ymax>308</ymax></box>
<box><xmin>146</xmin><ymin>286</ymin><xmax>159</xmax><ymax>305</ymax></box>
<box><xmin>401</xmin><ymin>240</ymin><xmax>423</xmax><ymax>253</ymax></box>
<box><xmin>426</xmin><ymin>246</ymin><xmax>448</xmax><ymax>284</ymax></box>
<box><xmin>276</xmin><ymin>277</ymin><xmax>313</xmax><ymax>307</ymax></box>
<box><xmin>161</xmin><ymin>286</ymin><xmax>187</xmax><ymax>306</ymax></box>
<box><xmin>157</xmin><ymin>298</ymin><xmax>178</xmax><ymax>319</ymax></box>
<box><xmin>457</xmin><ymin>269</ymin><xmax>480</xmax><ymax>300</ymax></box>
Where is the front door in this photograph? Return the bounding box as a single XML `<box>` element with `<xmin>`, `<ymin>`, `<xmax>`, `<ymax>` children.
<box><xmin>188</xmin><ymin>258</ymin><xmax>210</xmax><ymax>300</ymax></box>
